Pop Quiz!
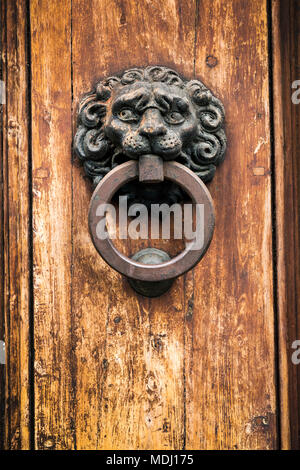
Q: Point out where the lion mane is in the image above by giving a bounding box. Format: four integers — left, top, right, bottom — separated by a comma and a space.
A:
74, 66, 226, 190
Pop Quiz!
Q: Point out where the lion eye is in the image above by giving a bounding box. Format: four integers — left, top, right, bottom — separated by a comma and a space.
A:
117, 108, 138, 122
164, 111, 185, 124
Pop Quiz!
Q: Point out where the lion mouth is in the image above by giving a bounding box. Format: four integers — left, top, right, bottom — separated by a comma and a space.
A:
151, 139, 182, 159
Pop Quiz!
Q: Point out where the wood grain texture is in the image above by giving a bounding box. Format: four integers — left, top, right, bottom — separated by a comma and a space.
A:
0, 0, 31, 450
0, 0, 4, 449
70, 0, 277, 449
272, 0, 300, 450
185, 0, 277, 449
71, 0, 196, 450
1, 0, 285, 449
30, 0, 74, 450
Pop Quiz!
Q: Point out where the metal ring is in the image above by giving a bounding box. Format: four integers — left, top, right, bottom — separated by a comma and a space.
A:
88, 160, 215, 282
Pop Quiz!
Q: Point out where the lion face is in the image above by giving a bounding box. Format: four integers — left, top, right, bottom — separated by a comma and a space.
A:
74, 66, 226, 202
103, 81, 198, 160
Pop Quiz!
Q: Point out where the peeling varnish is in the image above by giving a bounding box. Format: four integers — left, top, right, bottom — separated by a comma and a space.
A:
254, 137, 268, 155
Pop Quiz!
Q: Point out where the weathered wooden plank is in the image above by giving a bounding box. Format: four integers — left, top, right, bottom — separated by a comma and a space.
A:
25, 0, 280, 450
272, 0, 300, 450
1, 0, 31, 450
71, 0, 196, 449
0, 0, 5, 449
184, 0, 277, 449
30, 0, 74, 449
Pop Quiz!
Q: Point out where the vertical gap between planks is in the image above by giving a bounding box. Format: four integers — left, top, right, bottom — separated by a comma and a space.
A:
290, 1, 299, 449
267, 0, 281, 450
70, 0, 77, 450
0, 0, 6, 450
26, 0, 35, 450
193, 0, 200, 77
284, 0, 299, 449
3, 0, 11, 448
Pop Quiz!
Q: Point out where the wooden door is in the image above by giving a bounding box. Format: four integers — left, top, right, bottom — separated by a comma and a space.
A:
1, 0, 299, 450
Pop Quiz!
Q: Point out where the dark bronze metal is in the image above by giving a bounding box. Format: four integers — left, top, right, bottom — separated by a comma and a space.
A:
75, 66, 225, 296
74, 65, 226, 205
128, 249, 174, 297
88, 158, 214, 286
139, 155, 164, 183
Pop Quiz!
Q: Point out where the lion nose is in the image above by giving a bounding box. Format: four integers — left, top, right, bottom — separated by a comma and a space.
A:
140, 124, 167, 137
139, 109, 167, 137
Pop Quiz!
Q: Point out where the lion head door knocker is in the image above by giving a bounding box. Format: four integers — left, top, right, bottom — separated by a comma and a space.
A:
74, 66, 226, 297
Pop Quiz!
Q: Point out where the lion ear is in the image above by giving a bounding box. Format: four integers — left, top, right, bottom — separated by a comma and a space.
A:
96, 76, 121, 98
96, 83, 111, 100
78, 95, 107, 128
186, 80, 212, 105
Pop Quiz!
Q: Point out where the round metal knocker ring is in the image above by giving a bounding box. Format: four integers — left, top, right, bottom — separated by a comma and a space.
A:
88, 160, 215, 283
